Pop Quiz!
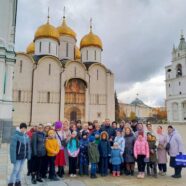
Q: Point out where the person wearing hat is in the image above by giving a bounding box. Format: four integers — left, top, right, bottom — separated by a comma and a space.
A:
54, 121, 66, 178
124, 127, 136, 176
88, 136, 100, 178
110, 142, 124, 177
79, 130, 89, 176
45, 130, 60, 181
8, 123, 31, 186
67, 131, 80, 177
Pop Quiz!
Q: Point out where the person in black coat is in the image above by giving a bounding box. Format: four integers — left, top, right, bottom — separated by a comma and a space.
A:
101, 119, 116, 146
31, 124, 46, 184
98, 131, 111, 176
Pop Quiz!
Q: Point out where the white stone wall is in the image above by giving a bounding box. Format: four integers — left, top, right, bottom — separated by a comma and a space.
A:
12, 56, 115, 125
35, 38, 59, 57
31, 57, 62, 124
12, 54, 34, 125
58, 36, 76, 60
81, 46, 102, 63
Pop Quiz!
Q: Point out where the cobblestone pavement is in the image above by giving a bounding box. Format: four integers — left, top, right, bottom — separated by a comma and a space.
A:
0, 124, 186, 186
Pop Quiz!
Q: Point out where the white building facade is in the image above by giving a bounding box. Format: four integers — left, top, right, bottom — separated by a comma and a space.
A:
13, 15, 115, 126
0, 0, 18, 123
165, 34, 186, 123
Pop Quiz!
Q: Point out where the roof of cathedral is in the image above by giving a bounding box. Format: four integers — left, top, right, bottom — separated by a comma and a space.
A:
75, 46, 81, 60
57, 16, 76, 40
26, 42, 35, 54
34, 19, 60, 42
83, 62, 97, 69
80, 23, 102, 50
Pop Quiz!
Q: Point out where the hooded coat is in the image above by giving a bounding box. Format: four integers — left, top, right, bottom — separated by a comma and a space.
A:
98, 131, 111, 157
10, 129, 31, 164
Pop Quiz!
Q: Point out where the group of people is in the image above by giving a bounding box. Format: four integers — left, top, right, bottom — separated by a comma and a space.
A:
8, 119, 185, 186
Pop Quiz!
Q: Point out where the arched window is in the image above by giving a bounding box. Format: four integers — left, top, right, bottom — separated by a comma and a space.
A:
94, 50, 96, 60
176, 64, 182, 77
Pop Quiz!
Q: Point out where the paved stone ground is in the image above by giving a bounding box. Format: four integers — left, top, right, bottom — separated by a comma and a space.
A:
0, 124, 186, 186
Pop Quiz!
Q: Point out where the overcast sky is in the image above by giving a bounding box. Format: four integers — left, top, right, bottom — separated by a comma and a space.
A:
15, 0, 186, 107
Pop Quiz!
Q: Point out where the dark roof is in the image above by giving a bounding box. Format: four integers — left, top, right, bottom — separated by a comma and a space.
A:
83, 62, 97, 70
130, 98, 150, 108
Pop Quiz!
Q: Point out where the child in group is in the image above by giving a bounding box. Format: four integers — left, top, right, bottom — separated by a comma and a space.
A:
67, 131, 80, 177
45, 130, 60, 181
147, 133, 158, 178
98, 131, 111, 176
79, 131, 89, 176
88, 136, 100, 178
54, 121, 66, 178
134, 132, 149, 179
110, 142, 124, 177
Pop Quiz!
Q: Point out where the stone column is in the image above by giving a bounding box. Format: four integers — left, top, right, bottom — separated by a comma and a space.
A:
178, 101, 183, 122
85, 88, 89, 122
4, 62, 14, 101
0, 61, 5, 100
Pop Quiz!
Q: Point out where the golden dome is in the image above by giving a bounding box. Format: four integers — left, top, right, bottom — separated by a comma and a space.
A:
26, 42, 35, 54
34, 21, 60, 42
57, 17, 76, 40
80, 29, 103, 50
75, 46, 81, 60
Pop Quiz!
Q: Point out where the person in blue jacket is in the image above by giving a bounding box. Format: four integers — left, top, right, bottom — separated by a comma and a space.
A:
8, 123, 31, 186
79, 130, 89, 175
110, 142, 124, 177
98, 131, 111, 176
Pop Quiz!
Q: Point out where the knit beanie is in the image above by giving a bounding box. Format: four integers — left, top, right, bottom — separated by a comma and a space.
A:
89, 135, 95, 142
55, 121, 62, 130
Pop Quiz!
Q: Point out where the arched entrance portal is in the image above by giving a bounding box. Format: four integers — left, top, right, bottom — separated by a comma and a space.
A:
64, 78, 86, 122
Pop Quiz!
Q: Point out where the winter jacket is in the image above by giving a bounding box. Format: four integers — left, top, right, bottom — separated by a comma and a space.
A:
166, 130, 185, 157
110, 148, 123, 165
45, 138, 60, 157
134, 137, 149, 158
101, 125, 116, 140
67, 138, 80, 157
31, 131, 46, 157
79, 138, 89, 164
114, 136, 125, 154
124, 133, 136, 163
99, 139, 111, 158
148, 140, 157, 162
10, 129, 31, 164
88, 142, 100, 163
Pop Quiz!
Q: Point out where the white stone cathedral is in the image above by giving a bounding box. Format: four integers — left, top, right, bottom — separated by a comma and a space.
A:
165, 33, 186, 124
13, 13, 115, 125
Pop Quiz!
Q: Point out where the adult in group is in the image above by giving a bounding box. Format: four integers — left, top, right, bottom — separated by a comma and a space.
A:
167, 125, 184, 178
8, 123, 31, 186
124, 127, 136, 176
31, 124, 46, 184
101, 118, 116, 146
145, 122, 156, 136
156, 126, 167, 176
135, 123, 145, 138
